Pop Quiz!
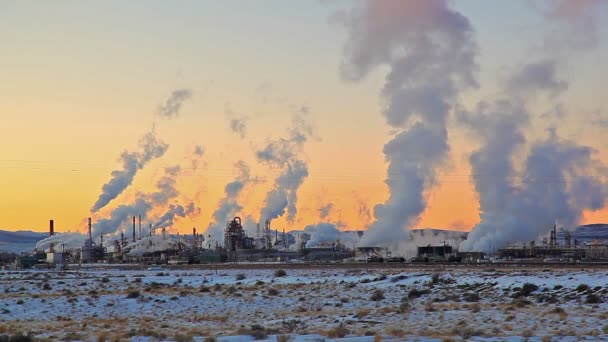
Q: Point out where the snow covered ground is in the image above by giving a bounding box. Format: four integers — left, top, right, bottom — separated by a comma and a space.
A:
1, 266, 608, 341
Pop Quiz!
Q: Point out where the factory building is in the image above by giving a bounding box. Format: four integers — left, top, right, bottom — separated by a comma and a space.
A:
499, 224, 608, 261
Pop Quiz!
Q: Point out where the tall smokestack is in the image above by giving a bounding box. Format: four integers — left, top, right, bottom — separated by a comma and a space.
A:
193, 227, 196, 237
88, 217, 92, 240
138, 214, 142, 240
132, 216, 136, 243
150, 223, 152, 236
49, 220, 55, 253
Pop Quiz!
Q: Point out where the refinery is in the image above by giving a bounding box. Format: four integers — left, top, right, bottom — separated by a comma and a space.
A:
6, 216, 608, 271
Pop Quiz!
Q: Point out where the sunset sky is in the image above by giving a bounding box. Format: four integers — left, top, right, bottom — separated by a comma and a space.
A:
1, 0, 607, 236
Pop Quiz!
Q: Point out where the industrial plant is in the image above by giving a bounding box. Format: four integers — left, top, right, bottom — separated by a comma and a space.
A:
4, 214, 608, 271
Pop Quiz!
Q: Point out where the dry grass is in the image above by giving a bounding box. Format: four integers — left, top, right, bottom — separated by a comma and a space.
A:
385, 327, 406, 337
355, 308, 371, 318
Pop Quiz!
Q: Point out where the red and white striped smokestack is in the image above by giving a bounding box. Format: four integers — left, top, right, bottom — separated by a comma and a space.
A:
132, 216, 136, 243
88, 217, 92, 240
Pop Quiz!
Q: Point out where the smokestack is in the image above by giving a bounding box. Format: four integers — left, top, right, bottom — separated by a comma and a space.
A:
132, 216, 136, 243
88, 217, 92, 240
49, 219, 54, 253
553, 224, 557, 247
193, 227, 196, 237
150, 223, 152, 236
138, 214, 142, 240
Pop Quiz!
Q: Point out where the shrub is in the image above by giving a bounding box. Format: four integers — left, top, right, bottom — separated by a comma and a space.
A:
586, 294, 603, 304
274, 269, 287, 277
463, 292, 480, 302
16, 299, 24, 305
282, 319, 307, 333
0, 333, 33, 342
370, 289, 385, 301
126, 290, 140, 299
520, 283, 539, 296
42, 283, 52, 291
101, 277, 110, 283
355, 308, 371, 318
277, 335, 291, 342
398, 301, 410, 313
268, 288, 280, 296
408, 288, 431, 299
327, 324, 349, 338
238, 324, 267, 340
576, 284, 590, 292
391, 275, 407, 283
236, 273, 246, 281
431, 273, 440, 284
199, 286, 210, 293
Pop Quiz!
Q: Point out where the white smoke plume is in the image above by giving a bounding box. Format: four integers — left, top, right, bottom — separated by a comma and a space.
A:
304, 223, 358, 248
230, 117, 248, 139
90, 129, 169, 213
258, 109, 312, 223
542, 0, 607, 51
225, 103, 248, 139
152, 202, 198, 231
461, 2, 608, 252
336, 0, 478, 248
93, 164, 184, 239
204, 161, 251, 245
318, 203, 334, 219
127, 235, 180, 257
35, 233, 87, 253
463, 132, 608, 252
157, 88, 193, 118
191, 145, 206, 171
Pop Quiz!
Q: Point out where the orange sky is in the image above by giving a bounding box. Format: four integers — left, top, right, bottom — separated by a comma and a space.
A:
0, 1, 607, 235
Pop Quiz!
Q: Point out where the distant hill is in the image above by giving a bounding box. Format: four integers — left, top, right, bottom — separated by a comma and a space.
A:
0, 230, 47, 253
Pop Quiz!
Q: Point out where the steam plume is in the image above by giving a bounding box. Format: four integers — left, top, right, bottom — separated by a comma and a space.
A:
304, 223, 358, 248
336, 0, 477, 247
319, 203, 334, 219
157, 88, 192, 118
91, 129, 168, 212
152, 202, 198, 231
461, 2, 608, 252
258, 110, 312, 223
204, 161, 251, 244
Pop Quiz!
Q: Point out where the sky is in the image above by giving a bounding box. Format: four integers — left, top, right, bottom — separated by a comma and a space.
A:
0, 0, 607, 238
